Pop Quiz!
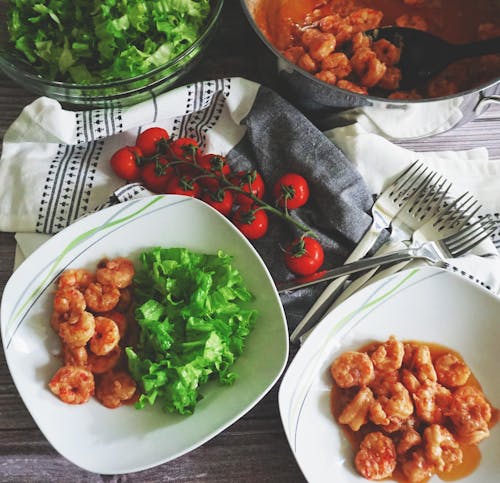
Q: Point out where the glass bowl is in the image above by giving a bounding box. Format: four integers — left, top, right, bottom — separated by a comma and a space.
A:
0, 0, 224, 107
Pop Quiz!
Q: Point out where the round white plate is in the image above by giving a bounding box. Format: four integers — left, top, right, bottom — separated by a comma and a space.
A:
1, 194, 289, 474
279, 267, 500, 483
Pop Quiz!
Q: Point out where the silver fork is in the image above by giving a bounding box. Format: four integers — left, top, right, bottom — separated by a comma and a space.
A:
329, 189, 481, 309
289, 161, 433, 343
278, 216, 496, 292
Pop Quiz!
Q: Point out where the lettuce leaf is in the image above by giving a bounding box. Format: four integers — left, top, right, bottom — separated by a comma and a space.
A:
7, 0, 211, 83
127, 247, 258, 415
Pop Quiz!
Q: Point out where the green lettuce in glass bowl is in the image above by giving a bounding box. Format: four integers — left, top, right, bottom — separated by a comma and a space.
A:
0, 0, 224, 107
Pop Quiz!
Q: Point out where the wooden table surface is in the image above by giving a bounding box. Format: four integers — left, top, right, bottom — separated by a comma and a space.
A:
1, 3, 499, 482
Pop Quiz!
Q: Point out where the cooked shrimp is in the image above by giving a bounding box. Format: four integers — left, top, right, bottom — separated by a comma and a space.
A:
337, 79, 368, 94
298, 53, 318, 73
427, 78, 459, 98
352, 32, 371, 51
397, 426, 422, 455
371, 336, 404, 372
395, 14, 428, 31
373, 39, 401, 66
378, 66, 402, 91
319, 14, 342, 33
58, 311, 96, 348
330, 351, 375, 388
379, 382, 414, 420
321, 52, 352, 79
302, 29, 336, 62
88, 346, 122, 374
48, 365, 95, 404
283, 46, 306, 64
410, 345, 437, 383
96, 257, 135, 289
447, 385, 492, 444
101, 310, 127, 338
351, 48, 387, 87
424, 424, 463, 472
84, 282, 120, 313
315, 70, 337, 84
354, 432, 397, 480
435, 353, 471, 387
413, 381, 451, 424
369, 382, 413, 431
95, 370, 137, 409
89, 316, 120, 356
53, 287, 86, 316
401, 448, 436, 483
349, 8, 384, 33
401, 368, 421, 394
339, 387, 374, 431
62, 344, 88, 367
370, 369, 399, 396
58, 269, 94, 290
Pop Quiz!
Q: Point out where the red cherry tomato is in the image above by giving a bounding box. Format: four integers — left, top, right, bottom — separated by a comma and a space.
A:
202, 189, 234, 216
141, 157, 174, 193
273, 173, 310, 209
232, 170, 265, 207
198, 154, 231, 191
284, 237, 324, 276
170, 137, 200, 161
110, 146, 143, 182
165, 175, 201, 198
136, 127, 170, 157
232, 206, 268, 240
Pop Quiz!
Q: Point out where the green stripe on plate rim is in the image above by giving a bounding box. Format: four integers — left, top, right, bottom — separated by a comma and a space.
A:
4, 196, 163, 343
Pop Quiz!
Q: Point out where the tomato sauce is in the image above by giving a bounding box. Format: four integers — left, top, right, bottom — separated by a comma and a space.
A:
329, 340, 499, 483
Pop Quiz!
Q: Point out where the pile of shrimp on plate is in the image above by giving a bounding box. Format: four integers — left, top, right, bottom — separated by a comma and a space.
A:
48, 258, 139, 409
330, 336, 497, 482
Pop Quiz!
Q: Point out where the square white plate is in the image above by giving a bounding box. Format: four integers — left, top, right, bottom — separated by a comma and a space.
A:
279, 267, 500, 483
1, 194, 289, 474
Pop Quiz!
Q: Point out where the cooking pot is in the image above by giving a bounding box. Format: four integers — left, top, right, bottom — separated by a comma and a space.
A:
241, 0, 500, 140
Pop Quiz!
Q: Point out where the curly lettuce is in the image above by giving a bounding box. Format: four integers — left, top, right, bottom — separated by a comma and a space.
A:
7, 0, 211, 83
126, 247, 258, 415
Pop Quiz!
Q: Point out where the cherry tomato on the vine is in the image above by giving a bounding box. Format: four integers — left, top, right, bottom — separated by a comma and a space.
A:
110, 146, 143, 181
231, 170, 265, 207
202, 189, 234, 216
165, 175, 201, 198
198, 154, 231, 191
232, 206, 268, 240
170, 137, 200, 161
141, 157, 174, 193
284, 237, 324, 276
136, 127, 170, 157
273, 173, 310, 209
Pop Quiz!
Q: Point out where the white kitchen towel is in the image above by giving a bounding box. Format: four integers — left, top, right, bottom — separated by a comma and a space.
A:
0, 78, 259, 233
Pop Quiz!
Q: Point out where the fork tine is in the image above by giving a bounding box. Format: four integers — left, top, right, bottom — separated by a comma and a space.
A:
390, 163, 429, 202
445, 218, 496, 257
432, 192, 471, 230
398, 169, 436, 206
389, 161, 424, 191
409, 176, 451, 221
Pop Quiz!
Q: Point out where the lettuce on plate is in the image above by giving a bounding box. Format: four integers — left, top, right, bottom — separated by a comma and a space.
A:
7, 0, 211, 83
126, 247, 258, 415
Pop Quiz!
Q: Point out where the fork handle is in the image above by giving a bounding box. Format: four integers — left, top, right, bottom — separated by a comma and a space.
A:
277, 248, 415, 292
289, 224, 381, 343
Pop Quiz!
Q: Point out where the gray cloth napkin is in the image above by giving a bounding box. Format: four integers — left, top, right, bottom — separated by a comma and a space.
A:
0, 78, 374, 331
